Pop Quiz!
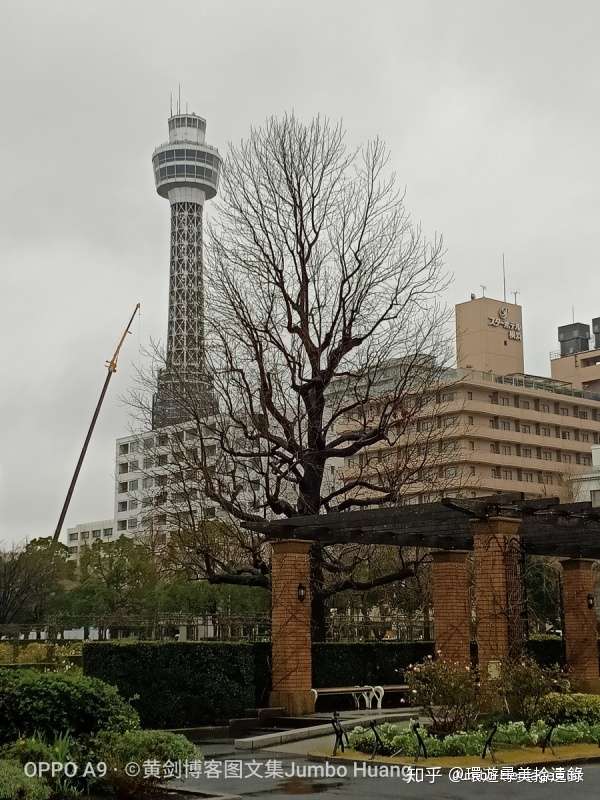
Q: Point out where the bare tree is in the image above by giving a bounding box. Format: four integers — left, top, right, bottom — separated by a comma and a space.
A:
130, 114, 455, 635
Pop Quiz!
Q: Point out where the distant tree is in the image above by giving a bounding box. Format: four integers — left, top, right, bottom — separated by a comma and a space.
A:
0, 538, 73, 625
130, 114, 452, 636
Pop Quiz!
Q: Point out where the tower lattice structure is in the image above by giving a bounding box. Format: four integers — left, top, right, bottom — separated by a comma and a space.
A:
151, 110, 222, 427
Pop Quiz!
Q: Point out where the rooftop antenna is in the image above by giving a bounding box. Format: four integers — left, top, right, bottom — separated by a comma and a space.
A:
480, 284, 487, 298
502, 253, 507, 302
170, 91, 173, 117
512, 289, 520, 304
178, 83, 181, 114
572, 305, 575, 324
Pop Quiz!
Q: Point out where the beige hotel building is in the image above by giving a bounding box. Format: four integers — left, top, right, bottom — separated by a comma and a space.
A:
344, 295, 600, 502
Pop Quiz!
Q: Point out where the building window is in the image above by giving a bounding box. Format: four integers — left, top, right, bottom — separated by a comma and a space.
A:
205, 507, 216, 519
560, 408, 569, 416
80, 531, 89, 540
143, 457, 154, 469
158, 434, 169, 447
142, 498, 152, 508
521, 424, 531, 434
205, 445, 217, 458
561, 431, 571, 440
541, 404, 550, 413
523, 472, 534, 482
579, 411, 588, 420
68, 532, 79, 542
521, 400, 530, 409
501, 420, 511, 431
127, 518, 138, 529
128, 500, 138, 510
502, 469, 513, 481
142, 477, 154, 489
441, 392, 455, 402
522, 447, 532, 458
582, 433, 590, 442
467, 392, 473, 400
542, 450, 552, 460
118, 501, 127, 512
155, 514, 167, 526
541, 427, 551, 437
158, 454, 168, 466
129, 460, 139, 471
119, 463, 128, 474
117, 520, 127, 531
501, 397, 510, 406
143, 437, 154, 450
562, 454, 572, 463
128, 480, 138, 491
119, 482, 128, 493
92, 530, 101, 539
502, 445, 512, 456
68, 546, 78, 554
103, 528, 112, 537
119, 443, 129, 455
470, 466, 476, 476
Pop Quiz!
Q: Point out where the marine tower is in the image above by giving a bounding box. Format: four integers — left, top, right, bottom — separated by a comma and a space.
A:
151, 109, 222, 427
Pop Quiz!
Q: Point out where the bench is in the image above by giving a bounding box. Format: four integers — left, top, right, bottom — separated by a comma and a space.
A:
311, 685, 378, 710
372, 684, 410, 709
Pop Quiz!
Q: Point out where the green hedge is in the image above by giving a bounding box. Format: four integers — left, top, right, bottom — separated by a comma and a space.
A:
313, 642, 434, 686
83, 641, 271, 727
82, 638, 580, 727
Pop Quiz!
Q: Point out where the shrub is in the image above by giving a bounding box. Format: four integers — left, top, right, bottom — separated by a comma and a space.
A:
83, 641, 271, 727
496, 657, 568, 727
406, 657, 483, 735
0, 760, 50, 800
539, 693, 600, 725
3, 733, 86, 800
92, 730, 198, 798
0, 668, 139, 745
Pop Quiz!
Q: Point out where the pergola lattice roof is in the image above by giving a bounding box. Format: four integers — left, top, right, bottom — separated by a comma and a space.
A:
243, 494, 600, 559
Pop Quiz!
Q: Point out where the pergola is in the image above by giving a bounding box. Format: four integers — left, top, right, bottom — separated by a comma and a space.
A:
244, 493, 600, 715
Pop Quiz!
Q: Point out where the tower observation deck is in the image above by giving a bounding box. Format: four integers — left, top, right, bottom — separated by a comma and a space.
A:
151, 111, 222, 427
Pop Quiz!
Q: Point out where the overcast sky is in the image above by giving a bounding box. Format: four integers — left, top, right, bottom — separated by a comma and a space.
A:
1, 0, 599, 545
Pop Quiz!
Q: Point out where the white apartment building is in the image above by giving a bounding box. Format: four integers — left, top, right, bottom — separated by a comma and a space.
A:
64, 519, 116, 561
571, 445, 600, 506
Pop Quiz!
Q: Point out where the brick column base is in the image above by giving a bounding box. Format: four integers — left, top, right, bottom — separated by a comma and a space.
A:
431, 551, 471, 665
562, 559, 599, 691
270, 540, 315, 715
473, 517, 524, 678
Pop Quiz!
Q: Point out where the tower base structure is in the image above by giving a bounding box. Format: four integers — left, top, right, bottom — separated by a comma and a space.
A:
152, 368, 217, 429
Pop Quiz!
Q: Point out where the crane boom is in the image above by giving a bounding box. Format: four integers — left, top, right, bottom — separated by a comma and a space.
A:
51, 303, 140, 549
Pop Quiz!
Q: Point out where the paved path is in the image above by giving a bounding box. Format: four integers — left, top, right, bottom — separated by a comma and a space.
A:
176, 741, 600, 799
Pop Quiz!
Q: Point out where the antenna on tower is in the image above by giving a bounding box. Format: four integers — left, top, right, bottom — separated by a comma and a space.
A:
178, 83, 181, 114
480, 284, 487, 297
502, 253, 507, 302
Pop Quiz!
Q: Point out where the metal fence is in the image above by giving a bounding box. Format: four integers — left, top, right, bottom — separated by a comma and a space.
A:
0, 613, 431, 644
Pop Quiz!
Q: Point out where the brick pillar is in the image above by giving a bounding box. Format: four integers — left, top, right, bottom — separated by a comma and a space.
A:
562, 559, 599, 690
431, 551, 471, 665
473, 517, 524, 678
270, 540, 315, 715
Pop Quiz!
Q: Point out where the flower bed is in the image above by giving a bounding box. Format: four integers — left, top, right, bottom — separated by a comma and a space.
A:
348, 719, 600, 758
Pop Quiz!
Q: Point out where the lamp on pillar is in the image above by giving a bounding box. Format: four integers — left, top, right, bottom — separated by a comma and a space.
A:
587, 593, 595, 610
297, 583, 307, 602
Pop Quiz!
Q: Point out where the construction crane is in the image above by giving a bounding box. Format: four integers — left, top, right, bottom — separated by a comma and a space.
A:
51, 303, 141, 550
